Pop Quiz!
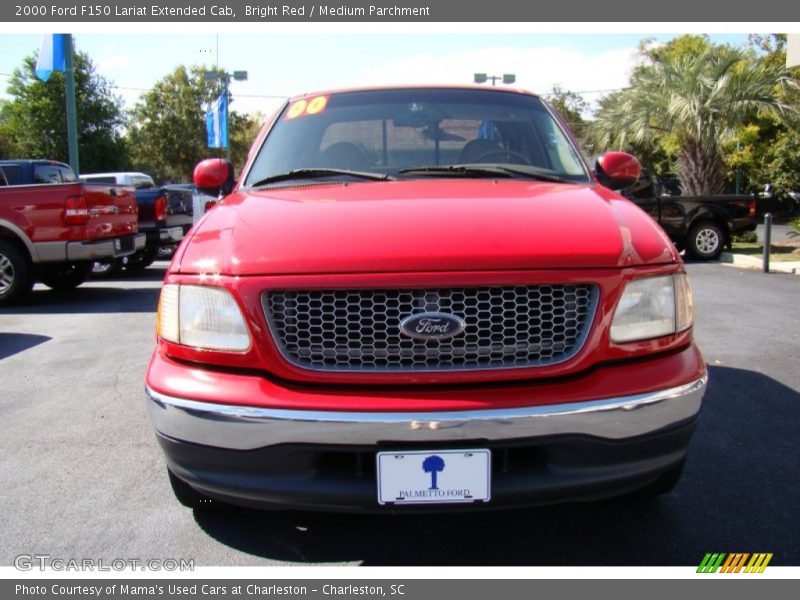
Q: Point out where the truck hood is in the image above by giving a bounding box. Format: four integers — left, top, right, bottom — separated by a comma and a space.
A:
176, 180, 677, 275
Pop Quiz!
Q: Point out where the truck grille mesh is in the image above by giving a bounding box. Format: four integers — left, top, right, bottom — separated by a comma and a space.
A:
263, 286, 598, 372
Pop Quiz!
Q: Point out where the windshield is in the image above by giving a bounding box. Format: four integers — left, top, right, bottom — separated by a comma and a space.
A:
243, 88, 591, 187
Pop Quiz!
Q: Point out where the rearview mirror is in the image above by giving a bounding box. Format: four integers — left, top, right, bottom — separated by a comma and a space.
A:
193, 158, 235, 198
595, 152, 640, 190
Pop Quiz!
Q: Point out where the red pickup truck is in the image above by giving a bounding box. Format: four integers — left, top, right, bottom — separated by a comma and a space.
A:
0, 159, 144, 306
147, 86, 707, 511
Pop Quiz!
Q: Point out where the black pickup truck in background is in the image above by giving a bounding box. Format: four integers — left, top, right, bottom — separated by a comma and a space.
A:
757, 184, 800, 219
622, 170, 757, 260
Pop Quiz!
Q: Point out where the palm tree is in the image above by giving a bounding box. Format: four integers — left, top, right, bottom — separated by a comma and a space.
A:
594, 44, 797, 196
422, 455, 445, 490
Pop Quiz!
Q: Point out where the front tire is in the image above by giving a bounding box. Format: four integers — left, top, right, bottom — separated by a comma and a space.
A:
39, 262, 92, 291
687, 221, 725, 260
0, 240, 34, 307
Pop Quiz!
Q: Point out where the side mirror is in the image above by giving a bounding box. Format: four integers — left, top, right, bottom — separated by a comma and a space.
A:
193, 158, 235, 198
595, 151, 640, 191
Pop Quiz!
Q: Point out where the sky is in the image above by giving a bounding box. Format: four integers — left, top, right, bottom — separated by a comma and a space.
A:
0, 32, 752, 119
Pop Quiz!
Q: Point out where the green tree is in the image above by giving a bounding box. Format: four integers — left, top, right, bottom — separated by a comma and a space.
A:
0, 100, 14, 158
593, 37, 796, 195
590, 90, 672, 175
547, 85, 592, 152
127, 66, 259, 183
0, 51, 129, 173
725, 35, 800, 194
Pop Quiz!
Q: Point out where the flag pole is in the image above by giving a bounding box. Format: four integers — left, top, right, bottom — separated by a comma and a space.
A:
63, 34, 79, 175
224, 76, 230, 161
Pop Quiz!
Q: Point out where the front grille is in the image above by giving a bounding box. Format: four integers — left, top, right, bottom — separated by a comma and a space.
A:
263, 286, 598, 372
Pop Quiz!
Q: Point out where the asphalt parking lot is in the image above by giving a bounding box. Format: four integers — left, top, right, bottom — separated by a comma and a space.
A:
1, 261, 798, 567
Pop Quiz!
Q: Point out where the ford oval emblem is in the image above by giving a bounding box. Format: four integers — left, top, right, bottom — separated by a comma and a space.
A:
399, 312, 466, 341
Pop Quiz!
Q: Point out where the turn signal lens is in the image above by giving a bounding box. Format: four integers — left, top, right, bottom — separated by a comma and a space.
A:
156, 284, 180, 343
674, 273, 694, 333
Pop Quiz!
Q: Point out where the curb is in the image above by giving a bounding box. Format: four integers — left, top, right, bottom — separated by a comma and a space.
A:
720, 252, 800, 275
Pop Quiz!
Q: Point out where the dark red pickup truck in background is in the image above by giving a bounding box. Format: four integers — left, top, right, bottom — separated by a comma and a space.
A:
0, 159, 145, 306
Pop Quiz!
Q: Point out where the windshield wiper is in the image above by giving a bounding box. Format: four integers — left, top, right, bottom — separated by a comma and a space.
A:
398, 164, 567, 183
398, 165, 513, 178
249, 168, 394, 188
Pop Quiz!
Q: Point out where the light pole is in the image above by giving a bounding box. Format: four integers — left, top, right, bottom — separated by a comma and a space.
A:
203, 69, 248, 160
735, 142, 742, 194
474, 73, 516, 86
63, 35, 79, 175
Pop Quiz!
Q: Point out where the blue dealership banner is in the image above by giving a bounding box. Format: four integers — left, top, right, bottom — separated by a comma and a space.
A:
206, 91, 229, 149
33, 34, 66, 82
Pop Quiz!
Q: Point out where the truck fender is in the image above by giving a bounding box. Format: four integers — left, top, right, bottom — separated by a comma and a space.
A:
685, 207, 730, 238
0, 219, 37, 263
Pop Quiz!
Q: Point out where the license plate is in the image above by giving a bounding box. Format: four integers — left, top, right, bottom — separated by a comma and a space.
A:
114, 238, 121, 251
377, 449, 491, 505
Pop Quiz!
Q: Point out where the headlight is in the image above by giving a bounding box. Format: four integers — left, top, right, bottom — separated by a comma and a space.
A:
157, 284, 251, 351
610, 274, 693, 343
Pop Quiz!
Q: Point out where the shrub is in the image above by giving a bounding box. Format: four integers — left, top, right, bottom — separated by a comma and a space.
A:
732, 230, 758, 244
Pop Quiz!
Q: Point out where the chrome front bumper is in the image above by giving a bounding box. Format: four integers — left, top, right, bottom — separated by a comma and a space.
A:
146, 373, 707, 451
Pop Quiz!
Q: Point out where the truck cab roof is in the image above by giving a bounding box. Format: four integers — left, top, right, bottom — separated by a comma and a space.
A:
80, 172, 156, 189
0, 160, 76, 185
